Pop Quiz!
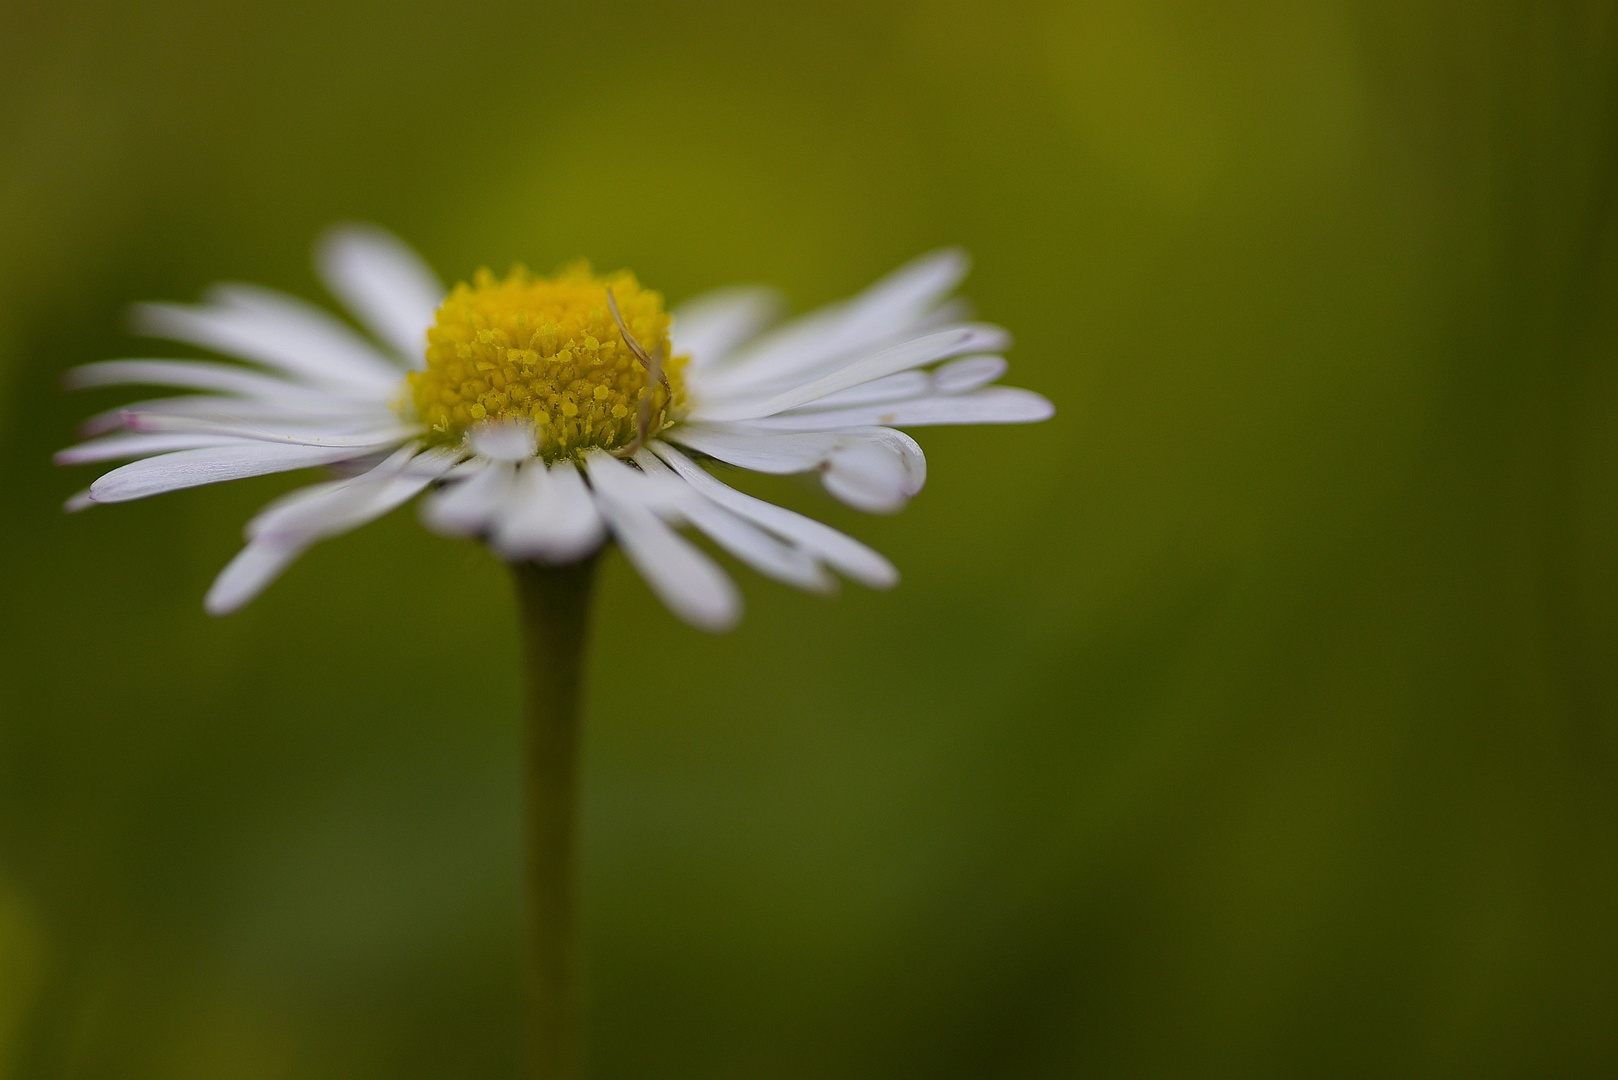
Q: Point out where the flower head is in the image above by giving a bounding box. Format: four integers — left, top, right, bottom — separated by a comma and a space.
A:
412, 264, 685, 455
59, 226, 1053, 630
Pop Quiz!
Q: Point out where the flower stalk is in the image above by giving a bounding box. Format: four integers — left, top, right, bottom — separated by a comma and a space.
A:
513, 556, 600, 1080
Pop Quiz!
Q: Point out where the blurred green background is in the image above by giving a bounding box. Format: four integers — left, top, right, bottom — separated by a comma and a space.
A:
3, 0, 1617, 1076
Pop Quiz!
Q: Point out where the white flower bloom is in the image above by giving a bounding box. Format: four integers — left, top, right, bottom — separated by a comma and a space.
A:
59, 226, 1053, 630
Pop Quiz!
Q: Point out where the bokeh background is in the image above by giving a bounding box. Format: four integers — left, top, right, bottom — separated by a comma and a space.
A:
3, 0, 1617, 1076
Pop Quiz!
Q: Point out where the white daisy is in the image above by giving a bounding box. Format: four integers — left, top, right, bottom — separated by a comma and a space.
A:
58, 226, 1053, 630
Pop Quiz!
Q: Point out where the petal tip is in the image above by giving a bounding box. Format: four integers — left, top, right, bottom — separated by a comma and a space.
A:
202, 579, 248, 616
689, 603, 744, 633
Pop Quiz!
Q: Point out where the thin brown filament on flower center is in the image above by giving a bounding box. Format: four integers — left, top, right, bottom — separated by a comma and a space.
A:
607, 288, 668, 458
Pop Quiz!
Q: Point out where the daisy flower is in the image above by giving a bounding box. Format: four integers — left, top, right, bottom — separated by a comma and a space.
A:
58, 226, 1052, 629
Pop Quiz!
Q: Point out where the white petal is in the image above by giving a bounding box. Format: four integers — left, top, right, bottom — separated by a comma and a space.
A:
119, 412, 419, 447
205, 540, 305, 615
783, 370, 933, 412
586, 470, 741, 631
467, 419, 538, 462
690, 324, 1009, 422
760, 355, 1006, 416
684, 499, 832, 592
489, 460, 607, 563
63, 489, 95, 513
80, 394, 395, 437
738, 386, 1055, 432
705, 249, 968, 390
823, 440, 917, 513
88, 443, 369, 503
244, 473, 383, 543
668, 424, 847, 472
56, 432, 249, 465
204, 447, 456, 615
813, 248, 969, 356
669, 422, 925, 496
246, 445, 453, 541
65, 359, 333, 400
933, 354, 1008, 394
419, 458, 514, 537
441, 457, 487, 481
132, 284, 403, 394
651, 441, 897, 588
671, 287, 783, 369
692, 301, 850, 385
913, 297, 975, 331
579, 448, 692, 513
316, 224, 444, 369
631, 450, 831, 592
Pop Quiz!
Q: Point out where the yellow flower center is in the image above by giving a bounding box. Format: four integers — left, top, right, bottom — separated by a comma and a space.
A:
409, 263, 687, 460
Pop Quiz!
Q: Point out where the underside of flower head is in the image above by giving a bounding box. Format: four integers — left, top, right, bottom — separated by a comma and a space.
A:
57, 225, 1054, 630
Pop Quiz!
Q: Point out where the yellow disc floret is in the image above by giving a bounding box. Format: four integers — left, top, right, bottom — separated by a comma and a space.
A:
410, 263, 687, 460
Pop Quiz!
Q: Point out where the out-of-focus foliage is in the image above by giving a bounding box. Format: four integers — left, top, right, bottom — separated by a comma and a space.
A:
2, 1, 1616, 1076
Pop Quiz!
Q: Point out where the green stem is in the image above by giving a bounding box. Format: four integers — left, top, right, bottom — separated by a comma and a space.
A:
512, 557, 599, 1080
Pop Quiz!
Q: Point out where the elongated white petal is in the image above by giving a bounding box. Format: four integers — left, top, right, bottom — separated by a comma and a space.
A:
540, 460, 610, 556
579, 448, 691, 513
81, 393, 395, 437
693, 301, 850, 383
317, 224, 443, 369
489, 460, 607, 563
441, 457, 487, 482
913, 297, 975, 333
64, 489, 95, 513
206, 447, 455, 615
265, 469, 445, 542
651, 441, 897, 588
632, 450, 831, 592
420, 458, 514, 536
585, 458, 740, 631
132, 285, 402, 394
467, 419, 538, 462
683, 424, 929, 515
211, 283, 410, 388
738, 386, 1054, 431
668, 424, 847, 472
56, 432, 250, 465
834, 428, 926, 505
65, 359, 332, 400
668, 422, 925, 493
88, 443, 368, 503
119, 413, 420, 448
690, 324, 1009, 422
783, 370, 933, 412
206, 541, 305, 615
705, 249, 968, 390
246, 445, 452, 541
244, 474, 384, 543
671, 287, 783, 369
823, 440, 916, 513
814, 248, 969, 357
681, 497, 832, 592
933, 354, 1008, 394
761, 355, 1008, 416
